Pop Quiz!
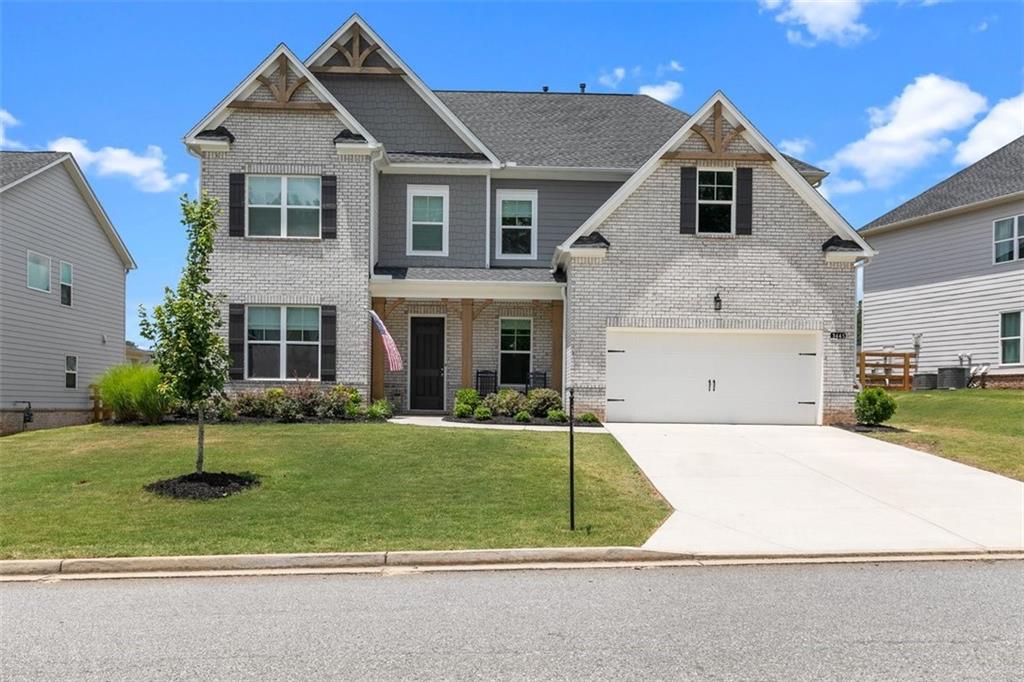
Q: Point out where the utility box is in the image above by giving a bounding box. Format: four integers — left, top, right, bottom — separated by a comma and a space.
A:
937, 366, 969, 390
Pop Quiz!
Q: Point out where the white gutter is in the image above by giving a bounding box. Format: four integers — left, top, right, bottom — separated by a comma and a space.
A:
485, 170, 491, 269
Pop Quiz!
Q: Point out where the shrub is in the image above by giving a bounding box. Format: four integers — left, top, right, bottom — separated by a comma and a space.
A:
214, 397, 238, 423
287, 383, 325, 417
854, 387, 897, 425
514, 410, 532, 423
577, 412, 600, 424
453, 402, 474, 419
231, 390, 264, 418
526, 388, 562, 418
473, 405, 493, 421
484, 389, 527, 417
333, 384, 363, 406
274, 396, 304, 423
454, 388, 481, 411
96, 364, 173, 424
366, 399, 393, 420
547, 409, 568, 423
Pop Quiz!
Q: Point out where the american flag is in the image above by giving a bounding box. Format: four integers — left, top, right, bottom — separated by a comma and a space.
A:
370, 310, 403, 371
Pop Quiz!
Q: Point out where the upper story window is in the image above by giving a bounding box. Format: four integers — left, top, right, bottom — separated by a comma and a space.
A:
406, 185, 449, 256
27, 251, 50, 292
697, 170, 734, 234
1001, 311, 1022, 365
60, 261, 73, 306
497, 189, 538, 259
246, 305, 320, 380
247, 176, 321, 238
993, 215, 1023, 264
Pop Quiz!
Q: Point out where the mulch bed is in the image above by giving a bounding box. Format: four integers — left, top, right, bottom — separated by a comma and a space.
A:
144, 472, 261, 500
835, 423, 908, 434
443, 416, 603, 428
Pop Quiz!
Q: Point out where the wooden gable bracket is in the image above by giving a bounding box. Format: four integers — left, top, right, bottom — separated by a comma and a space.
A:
311, 24, 405, 76
382, 298, 405, 321
229, 54, 333, 112
472, 299, 494, 321
662, 101, 772, 162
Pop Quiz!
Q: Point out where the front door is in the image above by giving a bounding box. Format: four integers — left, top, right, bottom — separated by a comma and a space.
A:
410, 317, 445, 410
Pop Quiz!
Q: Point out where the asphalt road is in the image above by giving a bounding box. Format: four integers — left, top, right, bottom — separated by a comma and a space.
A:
1, 561, 1021, 681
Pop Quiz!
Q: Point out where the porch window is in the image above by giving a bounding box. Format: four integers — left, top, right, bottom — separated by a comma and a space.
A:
406, 185, 449, 256
993, 215, 1023, 264
246, 305, 320, 379
497, 189, 537, 259
1001, 311, 1022, 365
697, 170, 734, 234
247, 175, 321, 238
499, 318, 532, 386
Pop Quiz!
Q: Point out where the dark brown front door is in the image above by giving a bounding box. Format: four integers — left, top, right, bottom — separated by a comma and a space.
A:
410, 317, 445, 410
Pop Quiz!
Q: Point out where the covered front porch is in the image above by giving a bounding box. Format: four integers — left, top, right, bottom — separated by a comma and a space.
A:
369, 268, 565, 412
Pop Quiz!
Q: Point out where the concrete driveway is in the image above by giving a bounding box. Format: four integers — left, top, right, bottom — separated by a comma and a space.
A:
605, 424, 1024, 556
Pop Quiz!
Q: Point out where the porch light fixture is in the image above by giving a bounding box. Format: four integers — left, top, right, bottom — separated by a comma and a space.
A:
713, 293, 722, 312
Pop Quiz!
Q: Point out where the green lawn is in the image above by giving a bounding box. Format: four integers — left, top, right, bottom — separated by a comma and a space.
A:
867, 389, 1024, 481
0, 423, 669, 560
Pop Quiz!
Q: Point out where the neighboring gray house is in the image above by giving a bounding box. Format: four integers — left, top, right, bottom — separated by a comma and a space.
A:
861, 136, 1024, 387
185, 15, 873, 424
0, 152, 136, 434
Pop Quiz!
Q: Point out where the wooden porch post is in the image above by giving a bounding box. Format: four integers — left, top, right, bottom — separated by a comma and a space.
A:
371, 297, 386, 400
461, 299, 473, 388
550, 300, 564, 392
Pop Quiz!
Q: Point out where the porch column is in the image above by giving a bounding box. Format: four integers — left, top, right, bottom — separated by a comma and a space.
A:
371, 297, 386, 400
461, 298, 473, 388
550, 300, 563, 392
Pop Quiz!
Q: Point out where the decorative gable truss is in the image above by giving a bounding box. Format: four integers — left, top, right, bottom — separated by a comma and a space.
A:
184, 44, 377, 154
553, 91, 876, 267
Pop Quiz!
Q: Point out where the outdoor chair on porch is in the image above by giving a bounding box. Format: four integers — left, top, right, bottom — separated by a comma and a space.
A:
475, 370, 497, 397
526, 371, 548, 392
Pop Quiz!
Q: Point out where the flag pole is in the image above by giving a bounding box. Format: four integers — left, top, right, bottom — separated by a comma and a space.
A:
569, 386, 575, 531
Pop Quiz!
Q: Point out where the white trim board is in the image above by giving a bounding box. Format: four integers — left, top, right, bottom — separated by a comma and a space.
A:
370, 277, 564, 301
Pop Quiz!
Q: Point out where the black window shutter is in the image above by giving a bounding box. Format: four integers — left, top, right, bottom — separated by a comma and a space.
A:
320, 305, 337, 382
227, 173, 242, 236
679, 167, 697, 234
736, 167, 753, 235
228, 304, 245, 379
321, 175, 337, 239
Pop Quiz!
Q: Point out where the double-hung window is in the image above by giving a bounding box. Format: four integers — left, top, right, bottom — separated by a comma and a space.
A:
697, 170, 734, 234
993, 215, 1023, 264
496, 189, 538, 259
247, 176, 321, 238
1001, 311, 1022, 365
65, 356, 78, 389
499, 318, 532, 386
60, 261, 73, 306
27, 251, 50, 292
406, 185, 448, 256
246, 306, 320, 379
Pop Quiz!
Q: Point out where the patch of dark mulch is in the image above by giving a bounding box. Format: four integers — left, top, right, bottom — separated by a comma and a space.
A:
443, 416, 603, 428
835, 423, 908, 434
144, 471, 261, 500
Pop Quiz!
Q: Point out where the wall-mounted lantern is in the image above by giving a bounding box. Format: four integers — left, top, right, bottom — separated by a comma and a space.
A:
713, 293, 722, 312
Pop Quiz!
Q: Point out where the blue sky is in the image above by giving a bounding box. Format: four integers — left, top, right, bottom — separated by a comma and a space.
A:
2, 1, 1022, 344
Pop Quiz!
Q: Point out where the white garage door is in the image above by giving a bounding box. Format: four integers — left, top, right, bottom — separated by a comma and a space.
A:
605, 329, 822, 425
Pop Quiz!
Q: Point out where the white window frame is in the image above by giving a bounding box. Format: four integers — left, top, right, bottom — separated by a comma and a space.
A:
244, 305, 321, 381
65, 355, 78, 389
495, 189, 539, 260
999, 310, 1023, 366
406, 185, 449, 257
498, 316, 533, 387
992, 215, 1023, 265
245, 175, 322, 239
696, 168, 736, 235
59, 261, 73, 307
26, 250, 51, 293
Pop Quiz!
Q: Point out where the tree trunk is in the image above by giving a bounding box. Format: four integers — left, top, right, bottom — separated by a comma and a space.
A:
196, 404, 205, 474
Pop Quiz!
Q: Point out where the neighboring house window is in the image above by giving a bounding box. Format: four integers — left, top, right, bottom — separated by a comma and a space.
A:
993, 215, 1023, 263
406, 185, 449, 256
60, 261, 73, 306
247, 176, 321, 238
1001, 311, 1022, 365
697, 170, 734, 234
496, 189, 538, 259
65, 356, 77, 389
246, 305, 320, 379
27, 251, 50, 292
499, 318, 532, 386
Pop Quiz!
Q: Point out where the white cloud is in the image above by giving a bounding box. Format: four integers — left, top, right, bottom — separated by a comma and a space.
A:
47, 137, 188, 192
827, 74, 987, 187
759, 0, 869, 47
657, 60, 684, 76
972, 19, 989, 32
638, 80, 682, 104
954, 93, 1024, 165
819, 177, 866, 199
598, 67, 626, 89
778, 137, 812, 156
0, 109, 25, 149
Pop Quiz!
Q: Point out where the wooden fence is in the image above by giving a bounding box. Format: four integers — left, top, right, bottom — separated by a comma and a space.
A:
90, 385, 112, 422
858, 351, 917, 391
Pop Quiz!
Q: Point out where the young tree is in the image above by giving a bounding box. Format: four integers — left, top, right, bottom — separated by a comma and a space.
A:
140, 193, 230, 474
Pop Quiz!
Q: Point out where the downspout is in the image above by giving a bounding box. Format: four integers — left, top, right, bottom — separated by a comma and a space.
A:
484, 170, 491, 269
369, 146, 385, 277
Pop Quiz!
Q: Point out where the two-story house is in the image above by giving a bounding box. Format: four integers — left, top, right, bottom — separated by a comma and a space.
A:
861, 136, 1024, 387
0, 151, 136, 434
185, 15, 873, 424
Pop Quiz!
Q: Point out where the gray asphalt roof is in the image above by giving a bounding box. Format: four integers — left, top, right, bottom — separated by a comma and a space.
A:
374, 266, 560, 283
863, 135, 1024, 230
387, 151, 490, 165
0, 151, 67, 188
